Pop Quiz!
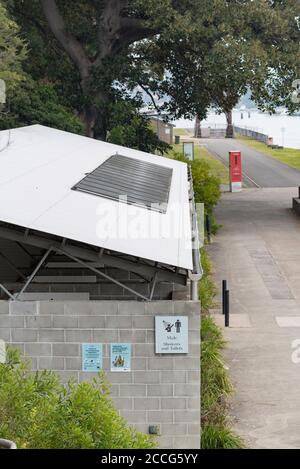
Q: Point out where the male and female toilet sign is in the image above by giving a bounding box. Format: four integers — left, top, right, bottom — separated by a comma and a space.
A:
155, 316, 188, 354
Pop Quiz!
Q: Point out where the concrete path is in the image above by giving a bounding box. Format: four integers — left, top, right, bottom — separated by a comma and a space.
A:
202, 138, 300, 188
208, 187, 300, 449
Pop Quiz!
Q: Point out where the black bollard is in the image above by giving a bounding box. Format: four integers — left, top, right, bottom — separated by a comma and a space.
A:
225, 290, 230, 327
222, 280, 227, 315
206, 214, 212, 243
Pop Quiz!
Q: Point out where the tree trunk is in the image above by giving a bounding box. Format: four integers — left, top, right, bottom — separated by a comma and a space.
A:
40, 0, 159, 141
80, 105, 99, 139
80, 76, 108, 140
225, 110, 234, 138
194, 115, 202, 138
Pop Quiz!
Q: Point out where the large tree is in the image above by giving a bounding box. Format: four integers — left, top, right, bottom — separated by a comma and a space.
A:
5, 0, 194, 139
5, 0, 300, 142
130, 0, 300, 135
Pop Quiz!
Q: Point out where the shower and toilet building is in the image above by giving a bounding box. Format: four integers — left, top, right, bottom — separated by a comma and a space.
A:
0, 125, 201, 448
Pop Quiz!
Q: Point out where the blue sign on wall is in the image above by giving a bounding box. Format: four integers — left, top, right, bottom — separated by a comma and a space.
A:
82, 343, 102, 372
110, 343, 131, 372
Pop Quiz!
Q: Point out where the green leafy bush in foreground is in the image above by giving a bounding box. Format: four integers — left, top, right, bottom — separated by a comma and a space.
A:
0, 348, 155, 449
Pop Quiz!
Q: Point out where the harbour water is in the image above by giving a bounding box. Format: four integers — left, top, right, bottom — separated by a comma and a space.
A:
174, 111, 300, 150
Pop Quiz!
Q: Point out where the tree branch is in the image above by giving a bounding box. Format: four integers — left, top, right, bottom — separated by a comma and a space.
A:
138, 83, 160, 113
118, 17, 159, 51
40, 0, 91, 80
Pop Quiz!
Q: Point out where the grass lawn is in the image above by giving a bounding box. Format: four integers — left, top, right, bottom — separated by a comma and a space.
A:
237, 135, 300, 171
170, 143, 229, 184
173, 128, 191, 136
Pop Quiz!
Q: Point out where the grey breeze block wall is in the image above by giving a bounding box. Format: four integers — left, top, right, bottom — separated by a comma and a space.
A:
0, 299, 200, 449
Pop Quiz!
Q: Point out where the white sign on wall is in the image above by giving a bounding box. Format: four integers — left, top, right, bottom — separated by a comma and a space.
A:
183, 142, 194, 161
155, 316, 188, 354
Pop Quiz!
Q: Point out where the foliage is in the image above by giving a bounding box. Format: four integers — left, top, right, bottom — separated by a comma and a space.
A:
201, 424, 244, 450
0, 79, 83, 132
132, 1, 300, 120
0, 348, 154, 449
191, 159, 221, 212
200, 250, 243, 448
4, 0, 198, 138
201, 315, 244, 449
199, 249, 217, 313
4, 0, 300, 143
0, 2, 27, 93
171, 152, 221, 213
107, 97, 169, 154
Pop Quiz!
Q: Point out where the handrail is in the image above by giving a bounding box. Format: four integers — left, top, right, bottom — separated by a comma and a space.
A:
0, 438, 17, 449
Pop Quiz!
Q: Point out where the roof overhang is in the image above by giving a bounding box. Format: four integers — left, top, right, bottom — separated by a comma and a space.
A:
0, 125, 193, 271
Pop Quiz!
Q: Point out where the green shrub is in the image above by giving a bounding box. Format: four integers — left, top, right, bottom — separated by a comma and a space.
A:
199, 249, 217, 312
170, 153, 221, 213
0, 348, 155, 449
201, 425, 244, 450
107, 98, 170, 154
0, 80, 84, 134
201, 316, 244, 449
191, 159, 221, 213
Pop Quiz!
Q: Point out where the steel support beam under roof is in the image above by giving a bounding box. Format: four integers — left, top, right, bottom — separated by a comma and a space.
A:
0, 224, 187, 286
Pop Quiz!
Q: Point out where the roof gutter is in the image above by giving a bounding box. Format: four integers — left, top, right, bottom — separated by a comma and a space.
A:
188, 166, 203, 301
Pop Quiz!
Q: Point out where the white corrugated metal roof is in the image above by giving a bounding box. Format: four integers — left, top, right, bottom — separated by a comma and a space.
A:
0, 125, 193, 269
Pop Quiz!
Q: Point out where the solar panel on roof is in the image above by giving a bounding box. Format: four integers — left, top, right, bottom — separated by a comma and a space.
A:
72, 154, 173, 213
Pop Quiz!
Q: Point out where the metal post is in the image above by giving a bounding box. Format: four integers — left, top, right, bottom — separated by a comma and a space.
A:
222, 280, 227, 315
298, 186, 300, 199
15, 248, 52, 300
225, 290, 230, 327
0, 283, 14, 300
56, 247, 150, 301
206, 214, 211, 243
149, 272, 158, 301
191, 280, 199, 301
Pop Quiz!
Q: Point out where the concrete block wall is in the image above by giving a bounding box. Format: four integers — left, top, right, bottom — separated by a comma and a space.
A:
0, 299, 200, 449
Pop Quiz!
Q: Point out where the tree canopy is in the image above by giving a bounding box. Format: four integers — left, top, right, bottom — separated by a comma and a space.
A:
1, 0, 300, 144
132, 0, 300, 129
0, 2, 26, 95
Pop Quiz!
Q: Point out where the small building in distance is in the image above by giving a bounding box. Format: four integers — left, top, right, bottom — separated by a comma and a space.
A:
141, 107, 175, 145
149, 116, 175, 145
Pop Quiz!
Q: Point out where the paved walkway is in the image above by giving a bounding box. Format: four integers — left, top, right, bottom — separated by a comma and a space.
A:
208, 187, 300, 449
202, 138, 300, 188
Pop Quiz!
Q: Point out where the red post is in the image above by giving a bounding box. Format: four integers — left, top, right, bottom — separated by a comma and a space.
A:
229, 151, 242, 192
